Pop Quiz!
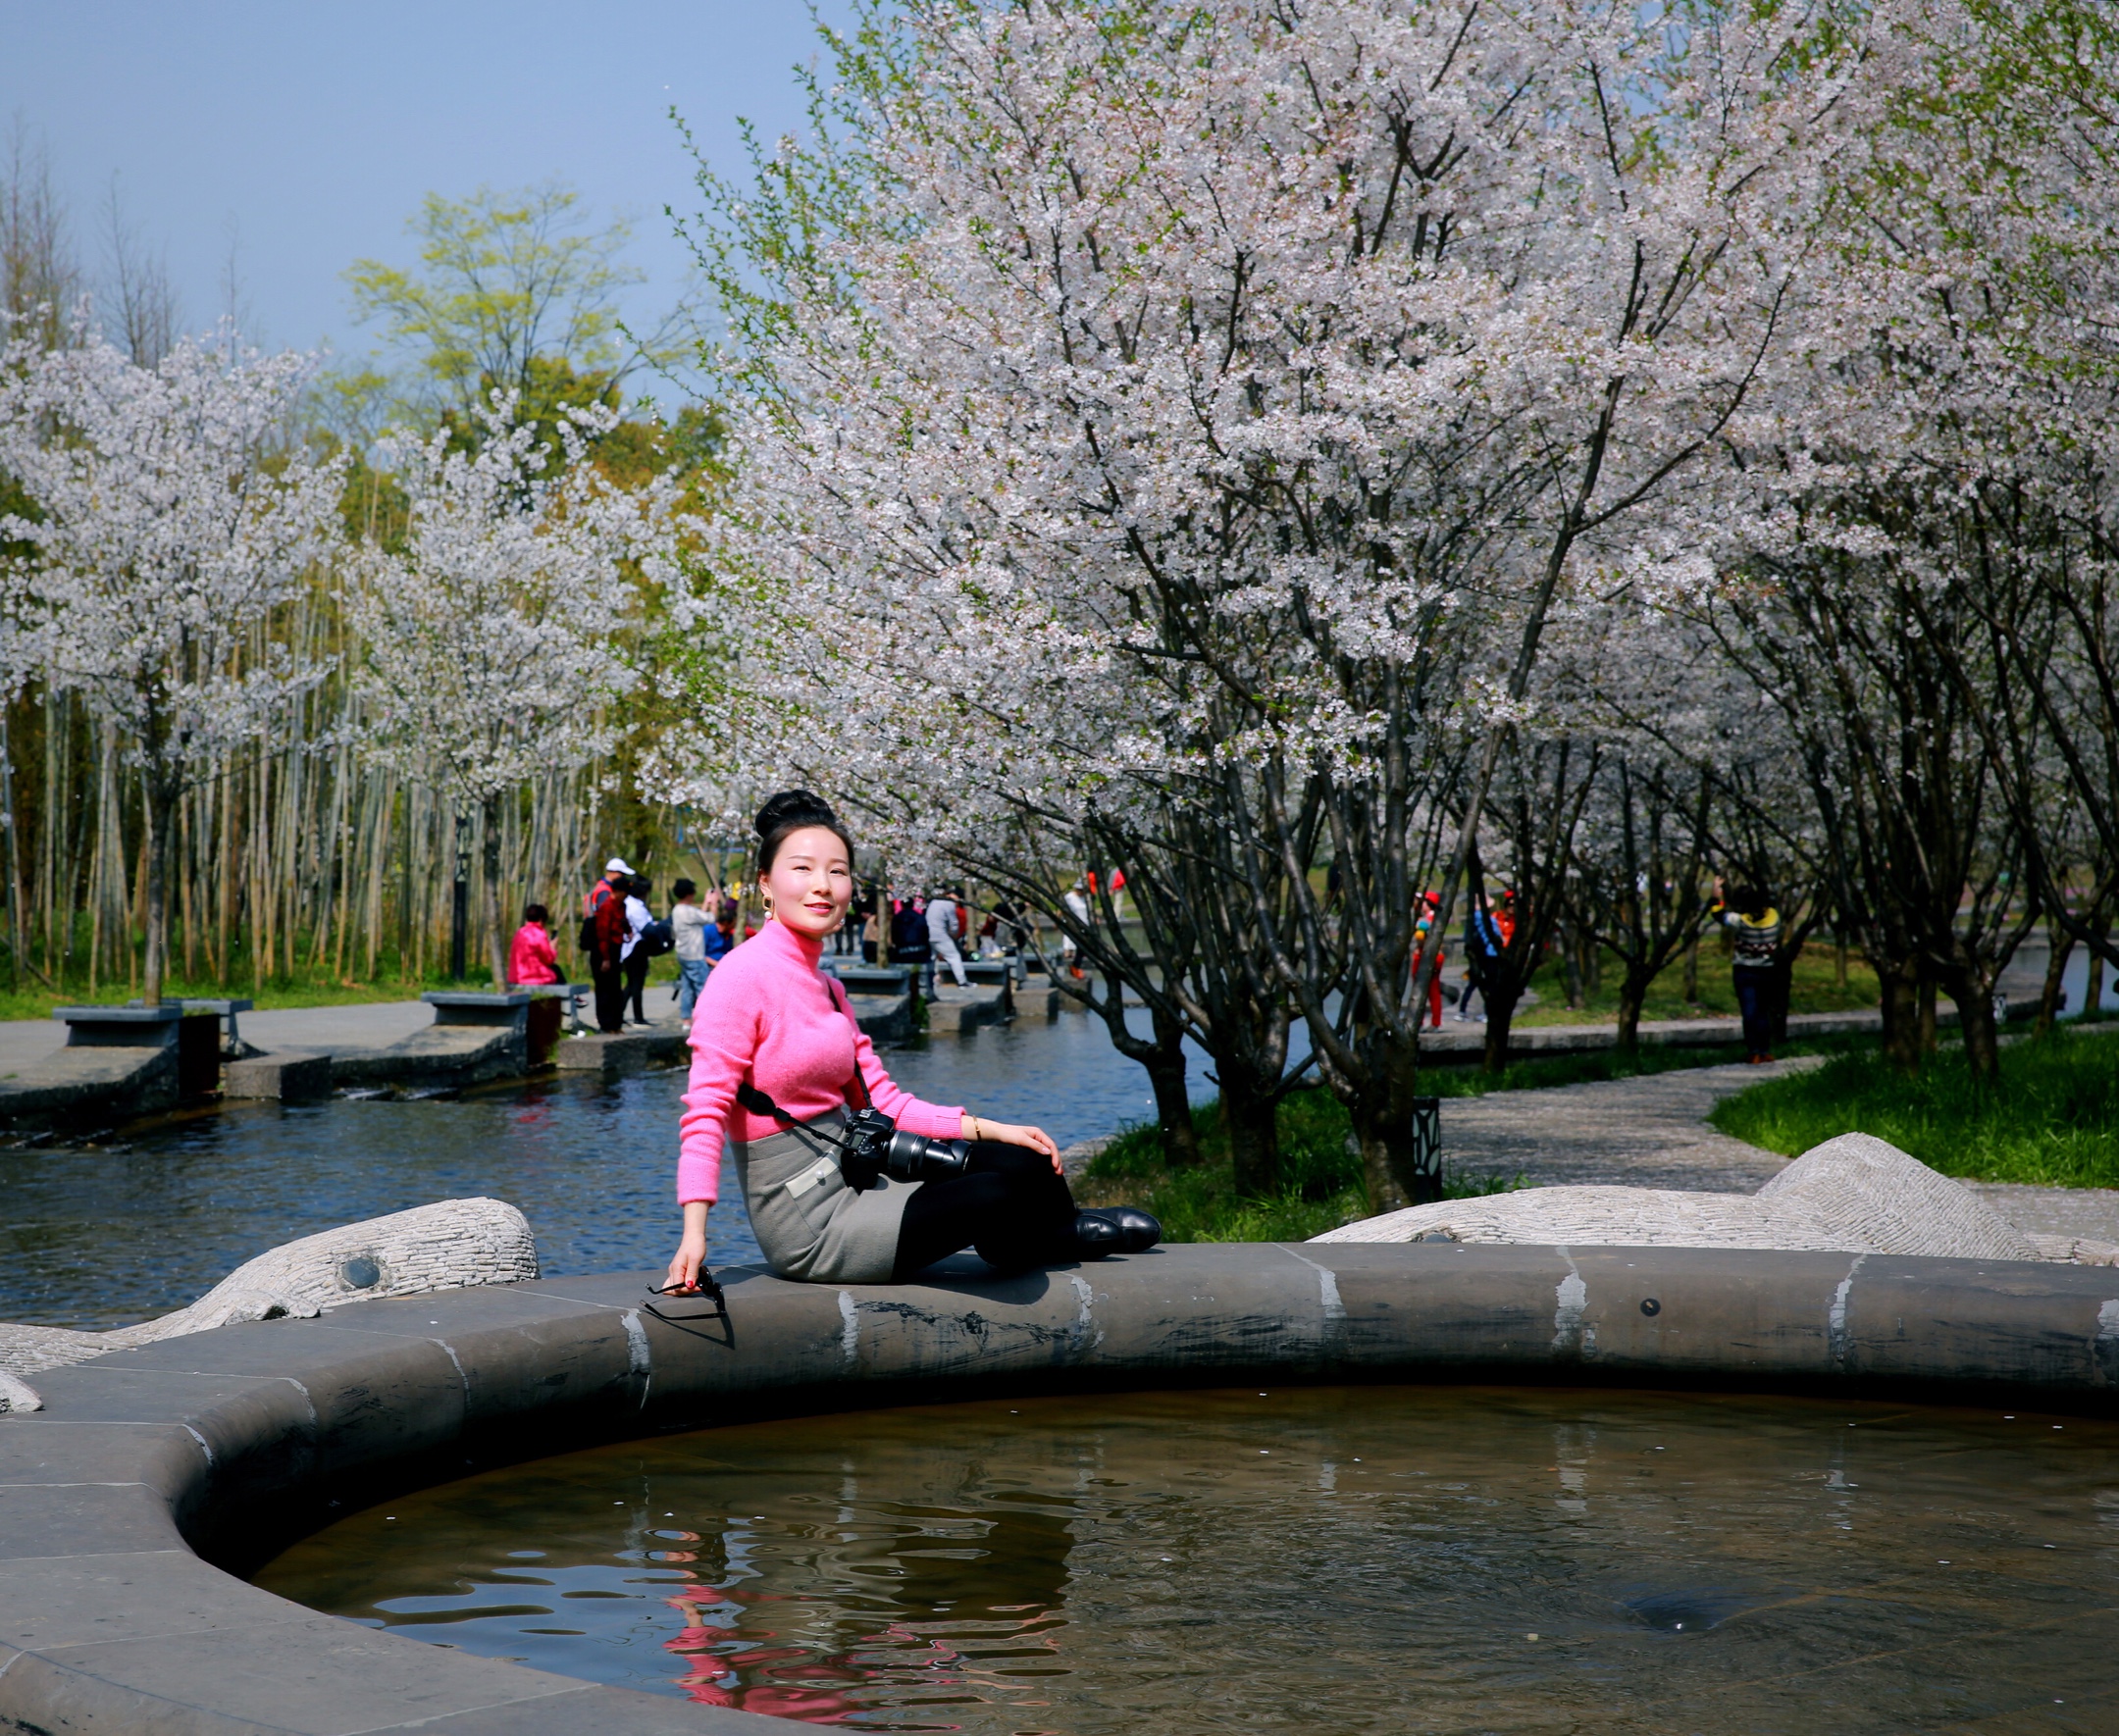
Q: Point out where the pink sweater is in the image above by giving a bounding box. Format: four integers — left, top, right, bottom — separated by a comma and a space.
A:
677, 916, 963, 1204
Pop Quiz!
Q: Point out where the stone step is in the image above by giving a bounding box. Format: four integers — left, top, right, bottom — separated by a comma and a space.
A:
552, 1025, 691, 1078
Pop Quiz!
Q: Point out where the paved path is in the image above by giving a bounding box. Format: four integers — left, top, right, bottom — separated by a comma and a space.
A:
1440, 1055, 2119, 1246
1440, 1059, 1817, 1194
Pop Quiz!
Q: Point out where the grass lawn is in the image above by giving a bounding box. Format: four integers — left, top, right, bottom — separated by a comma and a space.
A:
1075, 1086, 1504, 1243
1511, 939, 1877, 1027
1078, 1036, 1885, 1242
1709, 1027, 2119, 1188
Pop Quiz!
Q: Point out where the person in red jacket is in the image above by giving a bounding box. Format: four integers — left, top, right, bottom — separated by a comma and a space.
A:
587, 860, 635, 1033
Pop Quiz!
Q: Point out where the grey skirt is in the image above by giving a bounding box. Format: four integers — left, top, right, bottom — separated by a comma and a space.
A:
732, 1105, 915, 1284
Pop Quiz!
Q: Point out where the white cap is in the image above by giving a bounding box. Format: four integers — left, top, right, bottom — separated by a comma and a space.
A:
604, 857, 634, 875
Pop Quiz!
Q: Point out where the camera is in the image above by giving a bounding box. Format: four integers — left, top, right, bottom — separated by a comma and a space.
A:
837, 1106, 971, 1188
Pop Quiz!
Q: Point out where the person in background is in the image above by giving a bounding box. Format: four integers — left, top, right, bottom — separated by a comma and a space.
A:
1713, 876, 1784, 1063
509, 903, 562, 988
623, 874, 655, 1026
703, 892, 738, 971
992, 898, 1030, 984
1414, 891, 1445, 1030
671, 879, 711, 1021
860, 892, 881, 964
1457, 889, 1500, 1023
892, 893, 934, 996
1062, 880, 1090, 979
588, 868, 633, 1033
928, 885, 970, 989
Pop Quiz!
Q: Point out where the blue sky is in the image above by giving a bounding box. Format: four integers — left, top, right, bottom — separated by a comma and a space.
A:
0, 2, 853, 383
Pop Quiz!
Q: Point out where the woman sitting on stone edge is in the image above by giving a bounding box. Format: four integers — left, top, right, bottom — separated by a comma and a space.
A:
665, 791, 1160, 1291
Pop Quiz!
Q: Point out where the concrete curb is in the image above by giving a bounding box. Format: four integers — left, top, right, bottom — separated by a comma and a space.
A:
6, 1242, 2119, 1733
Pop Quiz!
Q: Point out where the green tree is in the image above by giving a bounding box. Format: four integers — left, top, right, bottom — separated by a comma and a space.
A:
345, 182, 691, 420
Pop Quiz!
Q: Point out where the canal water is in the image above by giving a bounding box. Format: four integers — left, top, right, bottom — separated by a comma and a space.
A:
256, 1384, 2119, 1733
0, 1007, 1209, 1332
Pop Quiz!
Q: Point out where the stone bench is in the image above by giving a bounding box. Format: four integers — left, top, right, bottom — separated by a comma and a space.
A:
824, 963, 913, 996
420, 990, 531, 1030
179, 996, 254, 1055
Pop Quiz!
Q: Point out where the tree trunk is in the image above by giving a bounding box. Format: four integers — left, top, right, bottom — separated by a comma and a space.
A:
1219, 1061, 1282, 1197
2037, 923, 2075, 1037
1351, 1087, 1440, 1211
1941, 964, 2001, 1084
482, 795, 507, 989
449, 807, 470, 982
1613, 966, 1652, 1054
1770, 953, 1794, 1047
1481, 987, 1520, 1074
1917, 974, 1938, 1056
1681, 933, 1701, 1010
1145, 1047, 1202, 1168
1877, 956, 1922, 1073
140, 776, 173, 1007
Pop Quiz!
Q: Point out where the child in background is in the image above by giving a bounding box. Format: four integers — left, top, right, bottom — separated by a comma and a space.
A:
670, 879, 711, 1021
1414, 892, 1445, 1030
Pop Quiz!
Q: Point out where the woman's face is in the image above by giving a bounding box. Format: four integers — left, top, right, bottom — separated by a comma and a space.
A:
764, 826, 853, 941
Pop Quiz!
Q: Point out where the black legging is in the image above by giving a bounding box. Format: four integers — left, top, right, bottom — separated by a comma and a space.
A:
893, 1141, 1080, 1280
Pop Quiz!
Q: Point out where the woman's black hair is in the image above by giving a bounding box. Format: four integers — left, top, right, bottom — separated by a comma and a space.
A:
1726, 884, 1770, 918
672, 877, 698, 900
755, 790, 856, 874
524, 902, 549, 925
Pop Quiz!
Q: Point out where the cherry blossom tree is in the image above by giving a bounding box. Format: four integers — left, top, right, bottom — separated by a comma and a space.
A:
0, 324, 344, 1005
1680, 0, 2119, 1078
350, 398, 692, 987
667, 0, 1875, 1208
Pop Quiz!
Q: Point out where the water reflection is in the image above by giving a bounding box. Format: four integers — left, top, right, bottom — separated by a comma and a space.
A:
0, 1005, 1207, 1330
257, 1386, 2119, 1734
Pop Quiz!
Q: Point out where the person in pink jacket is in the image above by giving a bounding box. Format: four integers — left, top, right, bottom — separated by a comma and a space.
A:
507, 904, 561, 986
666, 791, 1160, 1290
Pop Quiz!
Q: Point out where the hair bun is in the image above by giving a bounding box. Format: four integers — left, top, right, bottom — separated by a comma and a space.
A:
753, 789, 839, 841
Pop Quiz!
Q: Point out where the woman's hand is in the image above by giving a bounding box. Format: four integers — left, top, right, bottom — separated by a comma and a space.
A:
665, 1200, 710, 1292
963, 1114, 1063, 1175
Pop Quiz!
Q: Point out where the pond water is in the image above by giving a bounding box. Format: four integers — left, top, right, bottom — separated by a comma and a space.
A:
0, 1007, 1208, 1331
255, 1385, 2119, 1733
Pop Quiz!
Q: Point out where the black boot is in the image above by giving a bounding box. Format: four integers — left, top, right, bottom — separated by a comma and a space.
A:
1099, 1205, 1163, 1253
1071, 1210, 1126, 1259
1073, 1207, 1162, 1258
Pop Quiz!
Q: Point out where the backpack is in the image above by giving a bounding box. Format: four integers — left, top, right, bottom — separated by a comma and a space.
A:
579, 880, 616, 955
637, 917, 676, 957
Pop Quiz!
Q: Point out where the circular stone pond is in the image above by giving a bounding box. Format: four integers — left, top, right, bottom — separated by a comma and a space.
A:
256, 1383, 2119, 1733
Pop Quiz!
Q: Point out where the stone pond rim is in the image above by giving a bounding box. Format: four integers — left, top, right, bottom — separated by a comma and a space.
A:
8, 1244, 2119, 1736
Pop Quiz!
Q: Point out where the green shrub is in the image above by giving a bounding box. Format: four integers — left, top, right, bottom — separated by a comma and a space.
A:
1709, 1029, 2119, 1187
1079, 1086, 1519, 1242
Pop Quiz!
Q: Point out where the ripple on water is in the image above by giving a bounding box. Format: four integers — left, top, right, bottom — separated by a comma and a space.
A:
256, 1385, 2119, 1735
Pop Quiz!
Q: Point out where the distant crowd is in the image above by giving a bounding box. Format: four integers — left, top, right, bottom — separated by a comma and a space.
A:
499, 861, 1055, 1035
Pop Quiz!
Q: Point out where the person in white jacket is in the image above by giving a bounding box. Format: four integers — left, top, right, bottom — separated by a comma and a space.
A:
927, 888, 970, 988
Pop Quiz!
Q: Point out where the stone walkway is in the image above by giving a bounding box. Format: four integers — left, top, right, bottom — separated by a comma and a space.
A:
1439, 1055, 2119, 1246
1440, 1058, 1813, 1193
